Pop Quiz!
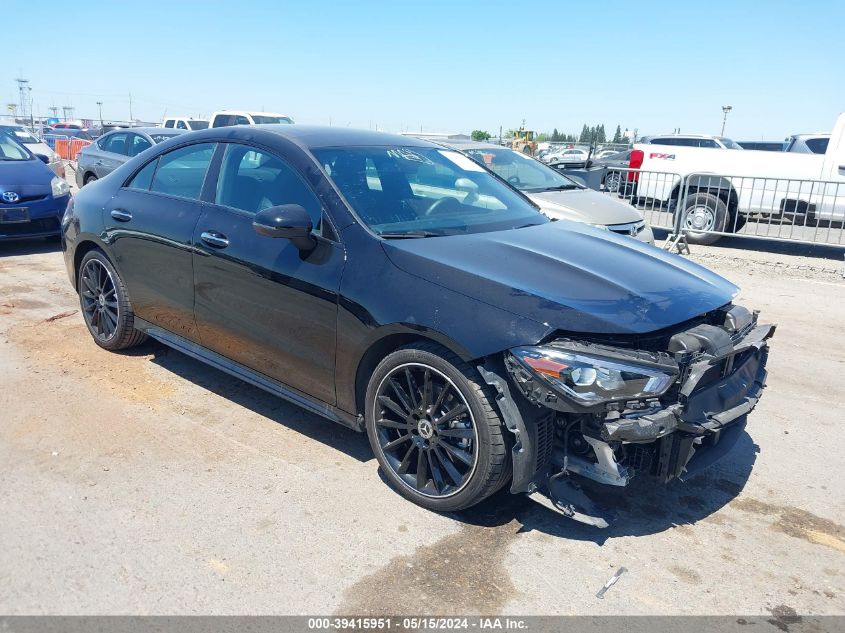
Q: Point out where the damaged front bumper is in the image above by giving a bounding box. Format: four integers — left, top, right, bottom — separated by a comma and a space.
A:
480, 305, 775, 528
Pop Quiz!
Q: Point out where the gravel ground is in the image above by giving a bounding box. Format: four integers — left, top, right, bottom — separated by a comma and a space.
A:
0, 190, 843, 615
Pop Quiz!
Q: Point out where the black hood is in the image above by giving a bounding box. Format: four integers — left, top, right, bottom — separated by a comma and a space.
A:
383, 221, 737, 335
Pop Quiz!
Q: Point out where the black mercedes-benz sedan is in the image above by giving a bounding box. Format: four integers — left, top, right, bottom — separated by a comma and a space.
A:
62, 125, 774, 527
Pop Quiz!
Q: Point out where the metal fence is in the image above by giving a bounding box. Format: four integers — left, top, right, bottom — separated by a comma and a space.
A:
600, 167, 845, 247
42, 134, 92, 161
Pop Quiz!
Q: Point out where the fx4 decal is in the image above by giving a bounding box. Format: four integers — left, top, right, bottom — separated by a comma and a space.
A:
649, 152, 676, 160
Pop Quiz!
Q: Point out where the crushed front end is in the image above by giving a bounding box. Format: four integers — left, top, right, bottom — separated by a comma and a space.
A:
481, 304, 775, 528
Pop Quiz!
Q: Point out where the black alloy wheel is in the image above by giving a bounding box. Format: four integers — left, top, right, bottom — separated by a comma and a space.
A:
365, 343, 511, 512
80, 258, 119, 342
77, 249, 147, 351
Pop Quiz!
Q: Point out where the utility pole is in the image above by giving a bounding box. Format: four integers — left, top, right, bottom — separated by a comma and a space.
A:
15, 78, 29, 121
49, 106, 58, 119
129, 92, 133, 122
96, 101, 103, 126
62, 106, 74, 121
721, 105, 733, 136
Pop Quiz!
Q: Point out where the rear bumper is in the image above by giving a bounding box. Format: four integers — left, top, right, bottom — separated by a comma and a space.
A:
0, 194, 69, 240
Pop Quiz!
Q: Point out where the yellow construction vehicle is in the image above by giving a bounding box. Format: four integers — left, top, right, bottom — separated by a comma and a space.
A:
512, 127, 537, 155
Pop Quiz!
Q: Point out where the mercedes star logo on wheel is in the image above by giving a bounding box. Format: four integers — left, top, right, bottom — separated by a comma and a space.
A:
2, 191, 20, 203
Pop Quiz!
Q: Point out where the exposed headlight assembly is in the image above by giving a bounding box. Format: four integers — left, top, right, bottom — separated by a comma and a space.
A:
509, 343, 678, 406
51, 176, 70, 197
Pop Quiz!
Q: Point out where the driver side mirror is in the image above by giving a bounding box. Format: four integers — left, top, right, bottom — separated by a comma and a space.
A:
36, 153, 51, 164
253, 204, 316, 251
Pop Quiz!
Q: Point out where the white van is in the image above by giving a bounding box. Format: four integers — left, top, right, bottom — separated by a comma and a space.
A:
208, 110, 293, 128
161, 117, 209, 131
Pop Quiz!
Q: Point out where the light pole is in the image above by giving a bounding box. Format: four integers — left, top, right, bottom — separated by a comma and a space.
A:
721, 105, 733, 136
96, 101, 103, 127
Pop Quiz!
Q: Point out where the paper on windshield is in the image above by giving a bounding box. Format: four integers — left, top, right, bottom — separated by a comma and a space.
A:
437, 150, 486, 173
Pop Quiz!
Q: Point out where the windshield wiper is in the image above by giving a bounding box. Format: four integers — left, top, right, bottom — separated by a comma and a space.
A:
378, 230, 442, 239
542, 185, 579, 191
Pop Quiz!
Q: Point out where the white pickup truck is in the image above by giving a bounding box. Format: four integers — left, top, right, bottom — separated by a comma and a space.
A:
629, 111, 845, 244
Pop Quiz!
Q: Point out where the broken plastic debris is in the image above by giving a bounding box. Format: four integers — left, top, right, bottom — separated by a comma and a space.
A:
595, 566, 627, 599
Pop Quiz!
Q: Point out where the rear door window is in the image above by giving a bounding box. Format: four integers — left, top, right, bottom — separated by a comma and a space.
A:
127, 159, 158, 190
129, 134, 152, 157
176, 120, 188, 130
103, 133, 129, 155
163, 120, 174, 128
805, 138, 829, 154
149, 143, 216, 200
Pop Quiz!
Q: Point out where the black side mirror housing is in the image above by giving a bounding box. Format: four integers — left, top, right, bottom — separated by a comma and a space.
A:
253, 204, 316, 251
36, 153, 51, 164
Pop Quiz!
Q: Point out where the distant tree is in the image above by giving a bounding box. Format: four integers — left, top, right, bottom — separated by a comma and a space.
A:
596, 124, 606, 143
535, 132, 550, 142
551, 127, 560, 142
578, 124, 589, 142
471, 130, 491, 141
612, 124, 623, 144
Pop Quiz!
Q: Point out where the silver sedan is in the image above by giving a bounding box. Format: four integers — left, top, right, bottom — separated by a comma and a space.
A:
75, 128, 184, 187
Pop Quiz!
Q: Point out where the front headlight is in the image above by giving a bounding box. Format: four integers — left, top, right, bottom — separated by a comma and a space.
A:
51, 176, 70, 197
509, 344, 677, 406
588, 223, 611, 231
52, 151, 61, 163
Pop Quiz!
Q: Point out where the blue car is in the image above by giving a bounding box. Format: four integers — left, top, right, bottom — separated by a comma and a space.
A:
0, 131, 71, 240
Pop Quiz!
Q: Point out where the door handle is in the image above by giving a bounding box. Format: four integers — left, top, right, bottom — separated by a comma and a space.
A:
110, 209, 132, 222
94, 160, 103, 166
200, 231, 230, 248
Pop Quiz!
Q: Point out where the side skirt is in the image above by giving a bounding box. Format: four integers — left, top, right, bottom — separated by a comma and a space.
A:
134, 318, 364, 432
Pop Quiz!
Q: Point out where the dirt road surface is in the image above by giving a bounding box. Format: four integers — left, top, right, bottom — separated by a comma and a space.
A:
1, 234, 843, 616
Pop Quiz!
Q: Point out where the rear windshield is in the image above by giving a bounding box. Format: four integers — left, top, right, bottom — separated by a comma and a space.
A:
805, 137, 829, 154
251, 115, 292, 124
149, 133, 182, 143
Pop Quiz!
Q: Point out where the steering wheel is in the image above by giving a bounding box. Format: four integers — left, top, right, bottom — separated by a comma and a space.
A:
425, 196, 462, 216
507, 175, 521, 186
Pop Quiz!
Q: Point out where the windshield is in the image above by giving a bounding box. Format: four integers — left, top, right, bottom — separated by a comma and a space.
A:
187, 120, 209, 130
718, 137, 743, 150
0, 133, 33, 161
313, 146, 547, 237
462, 147, 582, 193
0, 125, 39, 145
251, 115, 292, 124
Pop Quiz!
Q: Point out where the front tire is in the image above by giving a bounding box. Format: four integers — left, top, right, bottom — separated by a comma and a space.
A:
365, 342, 511, 512
78, 249, 147, 351
83, 173, 98, 186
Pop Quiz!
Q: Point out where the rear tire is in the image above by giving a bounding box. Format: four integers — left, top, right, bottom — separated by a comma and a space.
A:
365, 342, 511, 512
78, 249, 147, 351
678, 192, 727, 245
83, 173, 98, 185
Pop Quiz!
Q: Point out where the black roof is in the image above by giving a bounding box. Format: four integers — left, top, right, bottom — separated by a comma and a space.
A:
248, 125, 434, 149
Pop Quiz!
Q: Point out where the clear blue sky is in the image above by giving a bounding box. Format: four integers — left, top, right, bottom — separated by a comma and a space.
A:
5, 0, 844, 139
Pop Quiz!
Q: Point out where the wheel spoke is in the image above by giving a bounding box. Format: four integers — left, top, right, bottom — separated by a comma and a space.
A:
431, 383, 451, 413
440, 440, 473, 466
378, 395, 408, 420
383, 434, 412, 452
427, 451, 445, 494
435, 404, 468, 426
421, 368, 432, 409
389, 379, 414, 414
437, 426, 474, 439
376, 417, 409, 430
434, 446, 464, 486
397, 444, 416, 475
82, 274, 97, 294
415, 448, 428, 490
405, 368, 419, 409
